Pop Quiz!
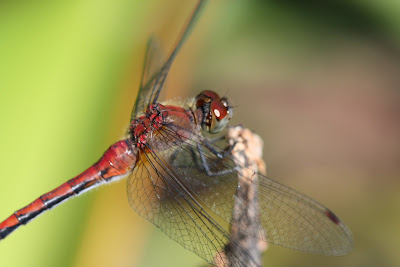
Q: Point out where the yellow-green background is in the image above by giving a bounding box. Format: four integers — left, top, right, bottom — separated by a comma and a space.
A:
1, 1, 399, 267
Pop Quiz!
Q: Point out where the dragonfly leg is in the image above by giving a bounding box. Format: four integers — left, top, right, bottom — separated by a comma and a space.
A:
196, 143, 240, 177
169, 137, 239, 176
202, 136, 237, 159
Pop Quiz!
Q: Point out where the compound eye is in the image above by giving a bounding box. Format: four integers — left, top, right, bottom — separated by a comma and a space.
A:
195, 90, 233, 133
220, 97, 229, 108
211, 100, 228, 120
195, 90, 216, 109
220, 97, 233, 118
209, 99, 231, 133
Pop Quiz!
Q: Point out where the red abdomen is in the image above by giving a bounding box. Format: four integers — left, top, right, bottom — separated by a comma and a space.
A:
0, 140, 137, 240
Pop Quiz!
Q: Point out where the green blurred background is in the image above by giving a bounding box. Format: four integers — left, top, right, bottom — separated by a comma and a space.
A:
1, 0, 399, 266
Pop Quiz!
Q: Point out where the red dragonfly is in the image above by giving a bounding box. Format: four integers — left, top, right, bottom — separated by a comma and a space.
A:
0, 1, 352, 266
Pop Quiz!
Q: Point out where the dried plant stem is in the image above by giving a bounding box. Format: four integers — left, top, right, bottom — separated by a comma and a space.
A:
216, 126, 268, 267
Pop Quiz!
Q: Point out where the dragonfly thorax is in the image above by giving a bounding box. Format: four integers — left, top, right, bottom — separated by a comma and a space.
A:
129, 104, 165, 148
194, 90, 233, 134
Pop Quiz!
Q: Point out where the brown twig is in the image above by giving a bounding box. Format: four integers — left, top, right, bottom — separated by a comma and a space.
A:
216, 126, 267, 267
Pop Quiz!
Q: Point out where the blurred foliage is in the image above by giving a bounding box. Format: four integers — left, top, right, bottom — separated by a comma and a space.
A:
0, 1, 399, 267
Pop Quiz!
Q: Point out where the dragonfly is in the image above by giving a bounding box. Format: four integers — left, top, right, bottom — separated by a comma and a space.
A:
0, 1, 352, 266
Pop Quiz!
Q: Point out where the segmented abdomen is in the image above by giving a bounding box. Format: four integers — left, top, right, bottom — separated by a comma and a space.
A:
0, 140, 137, 240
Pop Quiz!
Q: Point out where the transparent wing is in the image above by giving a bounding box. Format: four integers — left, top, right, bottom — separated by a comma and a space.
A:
145, 122, 353, 256
257, 175, 353, 255
126, 150, 256, 266
131, 37, 165, 119
130, 0, 207, 120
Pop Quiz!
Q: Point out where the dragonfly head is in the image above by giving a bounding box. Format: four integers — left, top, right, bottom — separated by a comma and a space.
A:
195, 90, 233, 134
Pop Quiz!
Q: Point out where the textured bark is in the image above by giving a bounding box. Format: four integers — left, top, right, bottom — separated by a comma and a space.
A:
216, 126, 268, 267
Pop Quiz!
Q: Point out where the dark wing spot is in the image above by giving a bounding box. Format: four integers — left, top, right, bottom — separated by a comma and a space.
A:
325, 209, 341, 225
